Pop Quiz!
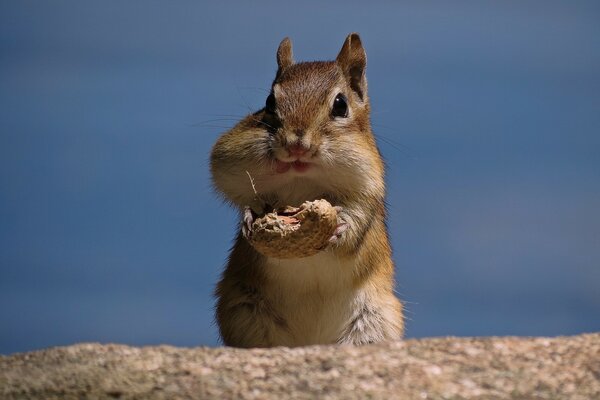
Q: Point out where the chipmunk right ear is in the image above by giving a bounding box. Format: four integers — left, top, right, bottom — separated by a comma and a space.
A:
336, 33, 367, 100
276, 37, 294, 72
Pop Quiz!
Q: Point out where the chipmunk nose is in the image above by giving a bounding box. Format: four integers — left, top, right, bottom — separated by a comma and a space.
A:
287, 142, 309, 157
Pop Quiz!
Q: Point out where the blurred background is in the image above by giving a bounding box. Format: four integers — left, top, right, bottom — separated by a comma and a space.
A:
1, 1, 599, 354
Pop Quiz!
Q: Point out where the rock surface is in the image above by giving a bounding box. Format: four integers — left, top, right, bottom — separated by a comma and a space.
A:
1, 334, 599, 399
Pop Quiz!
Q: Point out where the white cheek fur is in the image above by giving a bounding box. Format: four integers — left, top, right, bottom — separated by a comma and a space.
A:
214, 125, 380, 209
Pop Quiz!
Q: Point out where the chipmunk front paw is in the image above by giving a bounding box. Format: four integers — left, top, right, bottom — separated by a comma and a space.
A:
242, 206, 255, 240
328, 206, 349, 246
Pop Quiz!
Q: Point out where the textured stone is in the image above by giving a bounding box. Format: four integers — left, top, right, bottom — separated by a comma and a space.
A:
1, 334, 598, 399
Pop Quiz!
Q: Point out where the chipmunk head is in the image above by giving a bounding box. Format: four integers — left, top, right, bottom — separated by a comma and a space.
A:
265, 34, 371, 168
211, 33, 384, 208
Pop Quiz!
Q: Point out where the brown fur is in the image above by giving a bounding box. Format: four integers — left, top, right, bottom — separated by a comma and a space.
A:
211, 33, 403, 347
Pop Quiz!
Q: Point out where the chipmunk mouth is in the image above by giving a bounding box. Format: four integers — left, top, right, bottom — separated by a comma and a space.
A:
274, 160, 312, 174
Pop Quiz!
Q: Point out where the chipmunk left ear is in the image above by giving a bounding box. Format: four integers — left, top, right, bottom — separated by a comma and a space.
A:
276, 37, 294, 74
336, 33, 367, 100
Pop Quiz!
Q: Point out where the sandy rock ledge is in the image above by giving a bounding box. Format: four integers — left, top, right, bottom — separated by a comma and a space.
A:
1, 334, 599, 399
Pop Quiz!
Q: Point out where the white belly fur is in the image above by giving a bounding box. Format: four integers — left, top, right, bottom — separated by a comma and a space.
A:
263, 249, 360, 345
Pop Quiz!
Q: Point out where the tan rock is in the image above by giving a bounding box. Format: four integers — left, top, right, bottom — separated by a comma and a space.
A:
1, 334, 599, 399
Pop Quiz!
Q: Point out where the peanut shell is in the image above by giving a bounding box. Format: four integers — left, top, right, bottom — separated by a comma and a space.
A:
248, 199, 337, 259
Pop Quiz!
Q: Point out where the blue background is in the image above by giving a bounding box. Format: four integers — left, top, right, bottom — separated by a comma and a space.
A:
1, 1, 599, 354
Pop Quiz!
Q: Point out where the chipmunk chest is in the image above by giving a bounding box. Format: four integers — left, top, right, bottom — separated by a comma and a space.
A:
264, 251, 353, 288
262, 178, 328, 208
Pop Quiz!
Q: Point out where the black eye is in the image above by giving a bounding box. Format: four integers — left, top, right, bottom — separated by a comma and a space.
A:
332, 93, 348, 118
265, 93, 276, 113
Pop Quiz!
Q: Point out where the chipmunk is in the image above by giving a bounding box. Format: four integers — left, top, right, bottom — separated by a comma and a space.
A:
210, 33, 403, 347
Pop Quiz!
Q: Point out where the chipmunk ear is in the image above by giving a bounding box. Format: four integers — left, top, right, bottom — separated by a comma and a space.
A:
336, 33, 367, 100
276, 37, 294, 73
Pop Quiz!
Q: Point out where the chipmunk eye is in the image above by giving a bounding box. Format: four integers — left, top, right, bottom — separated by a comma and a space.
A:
332, 93, 348, 118
265, 93, 276, 113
